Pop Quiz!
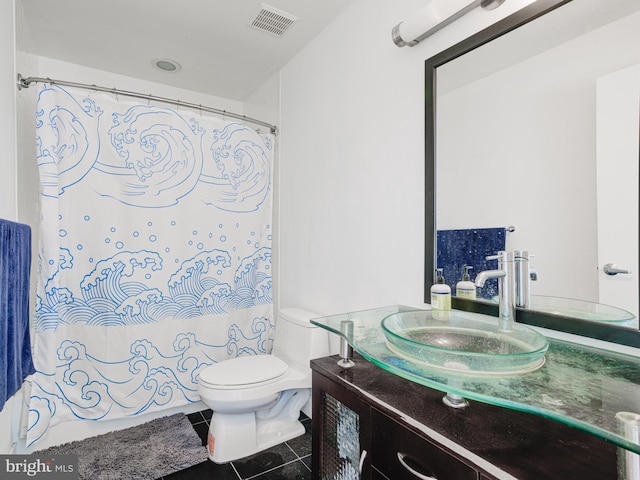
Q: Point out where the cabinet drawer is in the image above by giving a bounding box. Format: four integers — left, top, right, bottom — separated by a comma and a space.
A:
372, 409, 477, 480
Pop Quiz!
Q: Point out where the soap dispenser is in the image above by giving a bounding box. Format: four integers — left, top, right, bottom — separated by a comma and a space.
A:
431, 268, 451, 313
456, 265, 476, 299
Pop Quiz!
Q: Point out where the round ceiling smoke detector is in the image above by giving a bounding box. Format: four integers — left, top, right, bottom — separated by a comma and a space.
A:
152, 58, 182, 73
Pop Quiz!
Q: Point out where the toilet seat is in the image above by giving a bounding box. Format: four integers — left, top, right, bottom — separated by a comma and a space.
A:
199, 355, 289, 390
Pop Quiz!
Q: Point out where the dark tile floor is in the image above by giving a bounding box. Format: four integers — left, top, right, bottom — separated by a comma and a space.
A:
158, 410, 312, 480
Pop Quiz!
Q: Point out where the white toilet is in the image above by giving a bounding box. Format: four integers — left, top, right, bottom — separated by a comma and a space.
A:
197, 308, 330, 463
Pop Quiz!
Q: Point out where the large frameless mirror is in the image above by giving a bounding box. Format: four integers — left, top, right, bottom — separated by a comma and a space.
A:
425, 0, 640, 347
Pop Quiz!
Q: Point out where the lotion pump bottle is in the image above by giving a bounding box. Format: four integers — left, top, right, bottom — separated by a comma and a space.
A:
456, 265, 476, 299
431, 268, 451, 312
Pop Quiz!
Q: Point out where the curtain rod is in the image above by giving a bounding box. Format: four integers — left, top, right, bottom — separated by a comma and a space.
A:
16, 73, 278, 135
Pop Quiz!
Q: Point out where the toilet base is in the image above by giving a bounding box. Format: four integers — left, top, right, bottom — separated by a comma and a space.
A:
206, 388, 310, 464
207, 414, 305, 464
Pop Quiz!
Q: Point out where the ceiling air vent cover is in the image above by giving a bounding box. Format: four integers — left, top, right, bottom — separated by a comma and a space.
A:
249, 3, 299, 37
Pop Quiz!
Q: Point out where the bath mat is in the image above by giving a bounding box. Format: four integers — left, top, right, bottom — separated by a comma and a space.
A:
35, 413, 208, 479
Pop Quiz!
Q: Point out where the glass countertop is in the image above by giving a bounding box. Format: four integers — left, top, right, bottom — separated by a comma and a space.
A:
311, 305, 640, 454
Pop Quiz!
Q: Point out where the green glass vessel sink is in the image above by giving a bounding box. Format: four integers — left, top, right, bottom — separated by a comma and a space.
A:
529, 295, 636, 326
382, 310, 549, 375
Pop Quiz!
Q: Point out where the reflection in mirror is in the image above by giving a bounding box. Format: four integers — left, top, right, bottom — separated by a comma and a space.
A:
425, 0, 640, 347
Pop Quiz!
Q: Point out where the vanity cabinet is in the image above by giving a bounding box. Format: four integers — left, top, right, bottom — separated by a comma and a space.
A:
311, 353, 618, 480
371, 408, 477, 480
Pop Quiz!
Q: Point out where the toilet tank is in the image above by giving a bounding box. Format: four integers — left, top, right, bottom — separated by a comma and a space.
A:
272, 308, 329, 372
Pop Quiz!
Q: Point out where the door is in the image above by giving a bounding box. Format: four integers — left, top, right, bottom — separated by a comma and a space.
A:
596, 64, 640, 322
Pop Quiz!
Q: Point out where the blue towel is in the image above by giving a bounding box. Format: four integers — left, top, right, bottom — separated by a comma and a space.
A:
0, 218, 35, 412
436, 227, 506, 300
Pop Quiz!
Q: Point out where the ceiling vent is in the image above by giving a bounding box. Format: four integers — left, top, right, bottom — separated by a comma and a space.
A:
249, 4, 299, 37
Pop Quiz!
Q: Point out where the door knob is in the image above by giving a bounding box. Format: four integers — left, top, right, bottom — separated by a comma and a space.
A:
603, 263, 631, 276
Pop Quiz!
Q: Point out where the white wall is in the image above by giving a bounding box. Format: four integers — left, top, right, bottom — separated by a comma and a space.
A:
1, 0, 17, 221
244, 72, 280, 130
0, 0, 20, 455
278, 0, 536, 316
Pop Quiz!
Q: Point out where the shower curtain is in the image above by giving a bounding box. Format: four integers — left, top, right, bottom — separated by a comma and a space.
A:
27, 84, 274, 446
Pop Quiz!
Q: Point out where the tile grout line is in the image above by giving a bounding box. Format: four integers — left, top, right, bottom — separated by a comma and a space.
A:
230, 461, 243, 480
285, 441, 299, 458
299, 454, 312, 472
282, 429, 312, 472
284, 442, 311, 468
243, 457, 307, 480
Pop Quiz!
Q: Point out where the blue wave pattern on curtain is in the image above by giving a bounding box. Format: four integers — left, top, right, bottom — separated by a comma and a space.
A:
28, 84, 274, 446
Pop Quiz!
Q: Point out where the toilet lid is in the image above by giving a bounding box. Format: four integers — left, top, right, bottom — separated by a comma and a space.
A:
199, 355, 288, 387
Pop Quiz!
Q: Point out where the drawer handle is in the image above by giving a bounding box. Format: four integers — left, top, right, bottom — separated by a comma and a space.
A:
359, 449, 368, 473
397, 452, 438, 480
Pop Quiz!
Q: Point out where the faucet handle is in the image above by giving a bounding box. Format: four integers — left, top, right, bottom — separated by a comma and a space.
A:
487, 251, 519, 261
485, 251, 511, 261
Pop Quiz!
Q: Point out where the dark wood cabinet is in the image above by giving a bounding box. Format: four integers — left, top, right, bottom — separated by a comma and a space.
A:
372, 408, 478, 480
312, 360, 481, 480
311, 353, 618, 480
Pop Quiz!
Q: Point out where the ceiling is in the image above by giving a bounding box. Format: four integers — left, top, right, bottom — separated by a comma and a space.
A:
18, 0, 354, 101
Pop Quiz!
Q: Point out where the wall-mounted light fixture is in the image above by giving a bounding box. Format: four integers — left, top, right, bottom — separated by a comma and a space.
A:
392, 0, 506, 47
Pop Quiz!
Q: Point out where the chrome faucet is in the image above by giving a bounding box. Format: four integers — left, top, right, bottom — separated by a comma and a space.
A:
475, 251, 515, 332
